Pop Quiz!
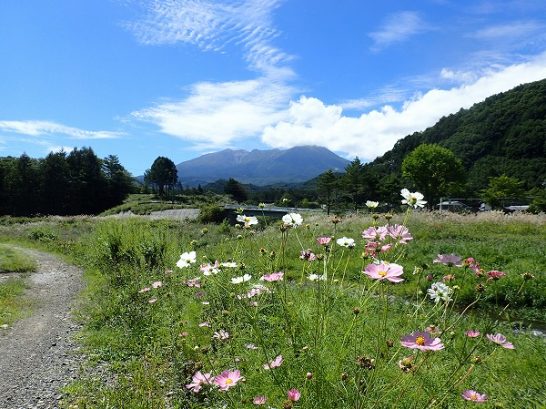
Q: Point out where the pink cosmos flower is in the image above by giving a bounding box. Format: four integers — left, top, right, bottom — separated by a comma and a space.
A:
486, 333, 514, 349
387, 224, 413, 244
213, 329, 230, 340
253, 395, 267, 405
139, 287, 151, 293
380, 244, 393, 253
185, 371, 213, 393
362, 226, 388, 241
151, 281, 162, 289
300, 250, 317, 261
401, 331, 444, 351
462, 390, 488, 402
263, 355, 283, 370
287, 388, 301, 401
433, 254, 463, 267
364, 262, 404, 283
487, 270, 506, 280
200, 261, 221, 276
185, 277, 201, 288
261, 272, 284, 282
465, 330, 481, 338
214, 370, 243, 391
316, 236, 332, 246
148, 297, 157, 304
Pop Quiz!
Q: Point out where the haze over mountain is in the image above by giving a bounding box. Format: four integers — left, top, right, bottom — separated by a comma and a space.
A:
176, 146, 349, 187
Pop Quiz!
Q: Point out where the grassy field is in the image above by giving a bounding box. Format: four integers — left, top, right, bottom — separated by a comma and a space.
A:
0, 210, 545, 408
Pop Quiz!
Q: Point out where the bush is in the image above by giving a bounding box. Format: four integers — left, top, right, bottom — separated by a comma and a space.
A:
199, 205, 226, 224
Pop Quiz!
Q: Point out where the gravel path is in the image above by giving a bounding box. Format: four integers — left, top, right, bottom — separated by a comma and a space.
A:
0, 247, 83, 409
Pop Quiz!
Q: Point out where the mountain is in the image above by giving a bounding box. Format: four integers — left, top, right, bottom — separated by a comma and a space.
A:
365, 79, 546, 194
176, 146, 350, 186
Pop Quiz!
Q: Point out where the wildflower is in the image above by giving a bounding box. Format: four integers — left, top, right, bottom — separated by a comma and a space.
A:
177, 251, 197, 268
139, 287, 151, 293
221, 261, 238, 268
214, 370, 243, 391
427, 282, 453, 303
246, 284, 270, 298
258, 202, 266, 209
245, 343, 258, 350
231, 274, 252, 284
287, 389, 301, 401
486, 333, 515, 349
487, 270, 506, 280
185, 371, 213, 393
387, 224, 413, 244
307, 273, 326, 281
179, 331, 189, 337
316, 236, 332, 246
236, 214, 259, 228
398, 355, 415, 372
261, 272, 284, 282
362, 226, 388, 241
148, 297, 157, 304
356, 356, 375, 369
363, 262, 404, 283
199, 322, 211, 327
461, 390, 488, 403
263, 355, 283, 370
282, 213, 303, 227
366, 200, 379, 209
433, 254, 463, 267
336, 237, 355, 248
465, 330, 481, 338
200, 261, 221, 276
400, 188, 427, 208
306, 372, 313, 379
475, 283, 485, 293
253, 395, 267, 405
300, 249, 317, 261
213, 330, 230, 340
151, 281, 162, 289
185, 277, 201, 288
522, 272, 535, 280
401, 331, 444, 351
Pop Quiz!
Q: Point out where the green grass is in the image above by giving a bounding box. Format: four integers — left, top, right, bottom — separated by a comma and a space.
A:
0, 244, 37, 273
0, 278, 30, 326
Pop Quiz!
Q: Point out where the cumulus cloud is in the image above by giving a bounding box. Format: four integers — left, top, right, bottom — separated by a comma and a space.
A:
0, 120, 123, 139
262, 53, 546, 161
369, 11, 430, 51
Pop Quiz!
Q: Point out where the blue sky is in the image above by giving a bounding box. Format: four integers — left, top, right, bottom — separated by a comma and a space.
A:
1, 0, 546, 176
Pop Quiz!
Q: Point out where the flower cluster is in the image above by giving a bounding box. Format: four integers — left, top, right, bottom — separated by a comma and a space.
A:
361, 224, 412, 258
427, 282, 453, 303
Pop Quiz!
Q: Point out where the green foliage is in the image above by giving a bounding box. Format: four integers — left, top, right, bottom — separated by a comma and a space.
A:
199, 204, 227, 224
224, 178, 248, 202
0, 245, 37, 272
145, 156, 178, 199
316, 170, 339, 214
481, 175, 525, 208
0, 278, 29, 326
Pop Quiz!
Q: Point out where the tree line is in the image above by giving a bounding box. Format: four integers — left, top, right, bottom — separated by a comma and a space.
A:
0, 148, 134, 216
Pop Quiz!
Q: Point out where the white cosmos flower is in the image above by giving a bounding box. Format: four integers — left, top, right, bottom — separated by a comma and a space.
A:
308, 273, 327, 281
231, 274, 252, 284
336, 237, 355, 248
427, 282, 453, 303
221, 261, 238, 268
400, 189, 427, 208
236, 214, 259, 227
366, 201, 379, 209
176, 251, 197, 268
282, 213, 303, 227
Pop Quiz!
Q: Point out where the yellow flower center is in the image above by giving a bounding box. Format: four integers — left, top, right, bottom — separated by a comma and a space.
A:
378, 270, 387, 277
470, 393, 478, 401
225, 378, 233, 385
415, 336, 426, 346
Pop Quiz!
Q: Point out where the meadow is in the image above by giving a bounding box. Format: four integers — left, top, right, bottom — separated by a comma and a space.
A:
0, 196, 545, 408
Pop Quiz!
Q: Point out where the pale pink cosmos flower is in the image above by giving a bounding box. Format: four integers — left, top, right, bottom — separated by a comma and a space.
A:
380, 244, 393, 253
364, 262, 404, 283
462, 390, 488, 403
401, 331, 444, 351
362, 226, 388, 241
185, 277, 201, 288
486, 333, 514, 349
253, 395, 267, 405
214, 369, 243, 391
200, 261, 221, 276
261, 272, 284, 282
213, 329, 230, 340
300, 249, 317, 261
139, 287, 151, 293
316, 236, 332, 246
263, 355, 283, 370
465, 330, 481, 338
151, 281, 162, 289
185, 371, 213, 393
245, 343, 258, 350
487, 270, 506, 280
287, 388, 301, 401
246, 284, 270, 298
148, 297, 157, 304
433, 254, 463, 267
387, 224, 413, 244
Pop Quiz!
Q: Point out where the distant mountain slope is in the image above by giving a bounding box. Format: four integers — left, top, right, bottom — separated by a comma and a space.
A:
366, 79, 546, 192
177, 146, 349, 186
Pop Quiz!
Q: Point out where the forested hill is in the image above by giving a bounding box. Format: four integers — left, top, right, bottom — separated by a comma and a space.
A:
366, 79, 546, 193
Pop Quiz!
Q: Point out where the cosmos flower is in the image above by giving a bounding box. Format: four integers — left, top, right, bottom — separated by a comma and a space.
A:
366, 200, 379, 209
401, 331, 444, 351
213, 329, 230, 340
308, 273, 327, 281
151, 281, 162, 289
300, 249, 317, 261
246, 284, 270, 298
287, 388, 301, 401
185, 371, 213, 393
487, 270, 506, 280
316, 236, 332, 246
221, 261, 238, 268
236, 214, 259, 228
461, 390, 488, 403
362, 226, 388, 241
336, 237, 355, 248
486, 333, 515, 349
214, 370, 243, 391
400, 188, 427, 208
176, 251, 197, 268
245, 343, 258, 350
139, 287, 151, 293
427, 282, 453, 303
253, 395, 267, 405
465, 330, 481, 338
387, 224, 413, 244
263, 355, 283, 370
185, 277, 201, 288
364, 262, 404, 283
282, 213, 303, 227
261, 272, 284, 282
433, 254, 463, 267
231, 274, 252, 284
200, 261, 221, 276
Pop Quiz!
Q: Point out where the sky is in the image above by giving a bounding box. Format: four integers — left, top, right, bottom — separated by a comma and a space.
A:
1, 0, 546, 176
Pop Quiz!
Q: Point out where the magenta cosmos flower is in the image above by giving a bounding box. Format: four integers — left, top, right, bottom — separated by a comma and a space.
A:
462, 390, 488, 403
487, 270, 506, 280
486, 333, 514, 349
214, 370, 243, 391
263, 355, 283, 370
185, 371, 213, 393
364, 262, 404, 283
261, 272, 284, 282
401, 331, 444, 351
287, 388, 301, 401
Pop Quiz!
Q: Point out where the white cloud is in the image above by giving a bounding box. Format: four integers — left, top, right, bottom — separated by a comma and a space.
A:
47, 146, 75, 154
369, 11, 430, 51
472, 21, 544, 40
132, 77, 292, 147
261, 53, 546, 161
0, 120, 123, 139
